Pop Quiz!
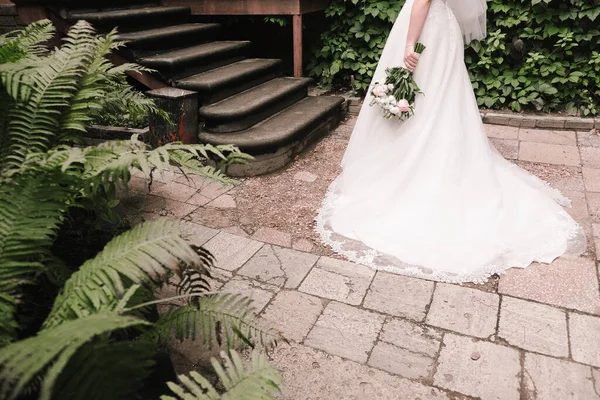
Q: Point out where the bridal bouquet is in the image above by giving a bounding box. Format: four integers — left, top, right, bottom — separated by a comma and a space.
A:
369, 42, 426, 120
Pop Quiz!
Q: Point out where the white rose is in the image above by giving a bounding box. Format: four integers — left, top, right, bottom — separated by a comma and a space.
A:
389, 106, 400, 115
387, 84, 394, 90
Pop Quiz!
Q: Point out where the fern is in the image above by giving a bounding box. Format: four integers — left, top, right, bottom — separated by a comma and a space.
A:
162, 350, 282, 400
43, 218, 207, 329
152, 294, 280, 350
0, 313, 149, 400
0, 20, 54, 64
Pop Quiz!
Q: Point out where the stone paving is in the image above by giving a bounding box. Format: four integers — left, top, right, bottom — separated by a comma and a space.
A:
123, 121, 600, 399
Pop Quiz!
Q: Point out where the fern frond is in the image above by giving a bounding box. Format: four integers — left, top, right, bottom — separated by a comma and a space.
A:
0, 174, 72, 293
0, 313, 148, 400
0, 20, 55, 64
43, 218, 205, 329
0, 293, 19, 347
161, 350, 282, 400
0, 21, 98, 169
152, 293, 280, 350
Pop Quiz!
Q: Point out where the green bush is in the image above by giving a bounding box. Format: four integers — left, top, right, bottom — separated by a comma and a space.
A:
308, 0, 600, 116
0, 20, 280, 400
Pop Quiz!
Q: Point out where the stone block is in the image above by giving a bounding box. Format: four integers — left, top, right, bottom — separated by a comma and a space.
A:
519, 141, 580, 166
238, 245, 317, 288
489, 138, 518, 159
524, 353, 599, 399
202, 232, 263, 272
485, 124, 519, 140
261, 291, 324, 342
580, 146, 600, 169
536, 116, 566, 129
426, 283, 499, 338
519, 128, 576, 145
304, 302, 384, 363
368, 341, 435, 380
498, 258, 600, 315
299, 257, 374, 305
434, 334, 520, 400
251, 227, 292, 247
564, 117, 595, 130
220, 277, 278, 312
498, 296, 568, 357
363, 272, 434, 321
483, 112, 512, 125
271, 344, 451, 400
569, 312, 600, 367
583, 168, 600, 192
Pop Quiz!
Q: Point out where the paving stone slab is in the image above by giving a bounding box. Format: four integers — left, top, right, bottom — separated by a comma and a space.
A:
368, 318, 442, 380
489, 138, 518, 160
485, 124, 519, 140
238, 245, 317, 288
220, 276, 278, 313
577, 131, 600, 148
519, 142, 581, 166
363, 272, 434, 321
291, 238, 314, 253
271, 344, 451, 400
304, 302, 384, 363
261, 291, 324, 342
426, 283, 499, 338
519, 128, 576, 146
299, 257, 375, 305
251, 227, 292, 247
202, 232, 263, 272
206, 194, 237, 209
498, 258, 600, 314
498, 296, 568, 357
583, 167, 600, 192
569, 312, 600, 367
434, 334, 520, 400
368, 341, 435, 380
581, 146, 600, 169
524, 353, 599, 400
380, 318, 442, 357
151, 181, 198, 203
178, 220, 219, 247
185, 192, 212, 206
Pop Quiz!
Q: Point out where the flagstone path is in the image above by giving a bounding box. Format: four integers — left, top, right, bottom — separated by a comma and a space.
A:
123, 118, 600, 399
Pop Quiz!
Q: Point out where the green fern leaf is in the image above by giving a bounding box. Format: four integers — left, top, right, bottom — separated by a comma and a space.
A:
152, 294, 280, 350
0, 313, 148, 400
43, 218, 205, 329
161, 350, 282, 400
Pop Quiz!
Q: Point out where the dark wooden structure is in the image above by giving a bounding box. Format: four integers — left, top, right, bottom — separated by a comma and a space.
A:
160, 0, 331, 77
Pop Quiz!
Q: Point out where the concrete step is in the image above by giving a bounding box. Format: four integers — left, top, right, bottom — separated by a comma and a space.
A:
199, 96, 344, 155
68, 6, 191, 32
139, 41, 251, 80
200, 77, 313, 133
175, 58, 281, 104
117, 23, 221, 51
116, 23, 222, 54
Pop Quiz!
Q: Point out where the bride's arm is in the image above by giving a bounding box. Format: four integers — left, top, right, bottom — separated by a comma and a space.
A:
404, 0, 431, 71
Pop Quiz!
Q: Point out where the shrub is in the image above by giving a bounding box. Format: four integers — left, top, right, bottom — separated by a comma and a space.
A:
308, 0, 600, 115
0, 20, 280, 400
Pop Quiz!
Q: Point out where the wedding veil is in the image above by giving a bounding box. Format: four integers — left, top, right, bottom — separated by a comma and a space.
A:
446, 0, 490, 44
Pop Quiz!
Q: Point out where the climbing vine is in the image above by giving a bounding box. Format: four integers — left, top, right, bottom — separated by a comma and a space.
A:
308, 0, 600, 116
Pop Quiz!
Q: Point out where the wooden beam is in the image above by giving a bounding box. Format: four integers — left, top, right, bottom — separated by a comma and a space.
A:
293, 14, 302, 78
161, 0, 330, 15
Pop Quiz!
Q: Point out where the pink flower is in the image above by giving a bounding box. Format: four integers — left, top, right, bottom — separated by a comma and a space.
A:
398, 99, 410, 112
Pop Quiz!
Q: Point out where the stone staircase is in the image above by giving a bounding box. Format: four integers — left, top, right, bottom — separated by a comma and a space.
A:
46, 2, 345, 175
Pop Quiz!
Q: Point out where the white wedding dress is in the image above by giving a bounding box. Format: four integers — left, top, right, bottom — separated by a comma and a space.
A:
316, 0, 585, 283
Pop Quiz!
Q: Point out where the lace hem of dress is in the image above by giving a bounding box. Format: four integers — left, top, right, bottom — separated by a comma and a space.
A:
315, 179, 583, 285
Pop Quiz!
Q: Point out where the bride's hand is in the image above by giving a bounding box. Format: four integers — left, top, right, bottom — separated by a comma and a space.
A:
404, 44, 420, 71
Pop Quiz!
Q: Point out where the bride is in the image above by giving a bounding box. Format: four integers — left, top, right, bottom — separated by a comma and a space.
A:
316, 0, 586, 283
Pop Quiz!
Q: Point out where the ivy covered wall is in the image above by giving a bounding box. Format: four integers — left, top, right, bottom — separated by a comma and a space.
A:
307, 0, 600, 116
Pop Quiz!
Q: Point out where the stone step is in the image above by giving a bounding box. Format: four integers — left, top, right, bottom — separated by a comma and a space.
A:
199, 96, 344, 155
68, 6, 191, 32
200, 77, 313, 133
175, 58, 282, 104
139, 41, 251, 80
116, 23, 222, 53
